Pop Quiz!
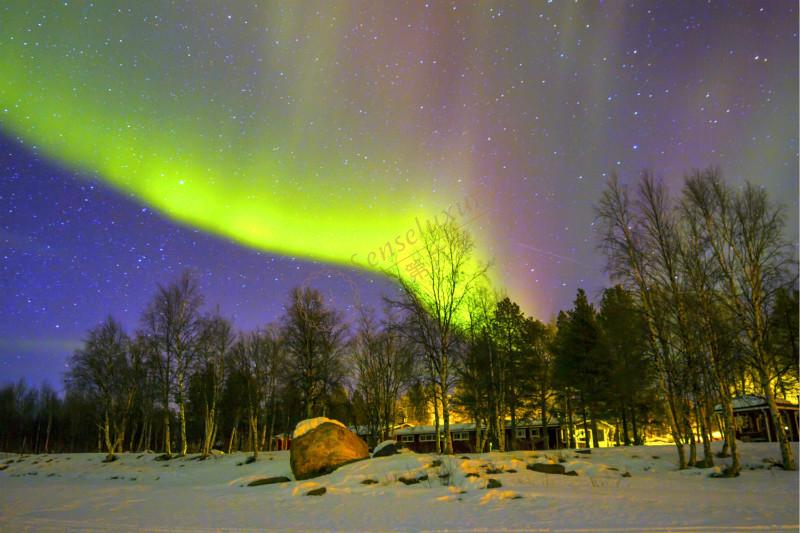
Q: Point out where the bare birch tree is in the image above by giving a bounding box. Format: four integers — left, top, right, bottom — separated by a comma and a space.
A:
679, 184, 742, 474
231, 332, 268, 459
597, 175, 691, 468
352, 308, 413, 444
67, 316, 135, 461
196, 312, 234, 458
141, 270, 203, 457
283, 286, 347, 419
386, 221, 488, 455
683, 170, 796, 471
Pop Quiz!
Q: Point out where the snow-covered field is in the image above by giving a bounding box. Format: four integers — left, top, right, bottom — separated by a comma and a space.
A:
0, 442, 797, 532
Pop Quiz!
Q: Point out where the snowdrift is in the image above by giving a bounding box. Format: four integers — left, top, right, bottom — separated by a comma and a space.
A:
0, 442, 797, 531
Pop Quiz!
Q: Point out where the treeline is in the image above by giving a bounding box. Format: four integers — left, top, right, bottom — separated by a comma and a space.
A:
0, 168, 796, 475
455, 286, 659, 455
595, 168, 798, 473
0, 281, 376, 459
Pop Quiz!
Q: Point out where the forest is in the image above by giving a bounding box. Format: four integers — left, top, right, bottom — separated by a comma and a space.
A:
1, 168, 797, 477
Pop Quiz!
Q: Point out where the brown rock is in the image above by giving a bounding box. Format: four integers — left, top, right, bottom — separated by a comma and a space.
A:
247, 476, 291, 486
527, 462, 566, 475
372, 441, 399, 458
290, 421, 369, 480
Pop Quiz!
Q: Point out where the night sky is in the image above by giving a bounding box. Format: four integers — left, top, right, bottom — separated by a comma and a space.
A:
1, 1, 797, 389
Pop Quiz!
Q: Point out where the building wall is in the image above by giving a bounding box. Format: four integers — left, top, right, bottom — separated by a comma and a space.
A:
733, 408, 799, 442
397, 425, 567, 453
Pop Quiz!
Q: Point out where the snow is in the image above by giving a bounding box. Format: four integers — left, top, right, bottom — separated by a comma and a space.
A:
292, 416, 346, 439
0, 442, 797, 531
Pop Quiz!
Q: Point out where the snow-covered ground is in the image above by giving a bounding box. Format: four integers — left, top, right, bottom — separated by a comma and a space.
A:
0, 442, 797, 532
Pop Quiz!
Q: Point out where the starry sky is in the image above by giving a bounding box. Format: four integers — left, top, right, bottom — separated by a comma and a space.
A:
1, 1, 797, 389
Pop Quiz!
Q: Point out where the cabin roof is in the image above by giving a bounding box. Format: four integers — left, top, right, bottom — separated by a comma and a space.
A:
714, 394, 799, 413
348, 423, 413, 435
394, 419, 564, 435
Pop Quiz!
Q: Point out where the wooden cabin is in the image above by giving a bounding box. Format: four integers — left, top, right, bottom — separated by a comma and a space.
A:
271, 418, 618, 453
352, 423, 414, 450
572, 420, 618, 448
716, 395, 800, 442
394, 420, 567, 453
271, 432, 292, 451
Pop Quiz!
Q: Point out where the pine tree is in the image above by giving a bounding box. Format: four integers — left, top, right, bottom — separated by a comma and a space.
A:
553, 289, 605, 448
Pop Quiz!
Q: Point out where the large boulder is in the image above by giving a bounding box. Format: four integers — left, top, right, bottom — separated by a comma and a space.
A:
290, 417, 369, 480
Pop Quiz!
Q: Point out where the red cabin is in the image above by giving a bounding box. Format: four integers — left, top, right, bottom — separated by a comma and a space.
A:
393, 420, 565, 453
716, 395, 800, 442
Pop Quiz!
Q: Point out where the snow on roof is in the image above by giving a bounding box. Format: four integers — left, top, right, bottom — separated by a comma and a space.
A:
512, 418, 565, 428
394, 419, 563, 435
292, 417, 346, 439
714, 395, 799, 413
348, 423, 413, 436
733, 395, 769, 410
395, 425, 438, 435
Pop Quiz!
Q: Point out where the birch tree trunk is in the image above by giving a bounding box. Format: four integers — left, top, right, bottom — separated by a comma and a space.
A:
201, 405, 210, 458
566, 394, 575, 448
103, 411, 113, 458
696, 400, 713, 467
44, 414, 52, 454
249, 413, 259, 459
137, 417, 147, 452
685, 408, 697, 466
163, 410, 172, 456
540, 395, 550, 450
581, 399, 589, 448
128, 421, 137, 453
718, 388, 740, 474
473, 416, 482, 453
760, 368, 796, 470
661, 375, 687, 469
227, 423, 237, 455
431, 381, 441, 454
268, 405, 276, 453
440, 379, 453, 455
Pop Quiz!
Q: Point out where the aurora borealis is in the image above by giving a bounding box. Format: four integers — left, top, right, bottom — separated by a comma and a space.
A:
1, 1, 797, 387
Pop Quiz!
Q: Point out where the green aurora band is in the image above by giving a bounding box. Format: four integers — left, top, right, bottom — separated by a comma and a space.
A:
1, 3, 490, 287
